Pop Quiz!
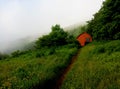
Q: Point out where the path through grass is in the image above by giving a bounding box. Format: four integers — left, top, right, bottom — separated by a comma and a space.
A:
0, 45, 78, 89
54, 49, 80, 89
61, 40, 120, 89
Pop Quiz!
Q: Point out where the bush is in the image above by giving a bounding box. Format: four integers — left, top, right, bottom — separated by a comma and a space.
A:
36, 51, 44, 58
114, 32, 120, 40
36, 48, 55, 58
11, 50, 28, 57
35, 24, 79, 49
36, 24, 68, 48
0, 53, 9, 60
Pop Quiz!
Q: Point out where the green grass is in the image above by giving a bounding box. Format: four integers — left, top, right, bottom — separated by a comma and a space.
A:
61, 40, 120, 89
0, 45, 78, 89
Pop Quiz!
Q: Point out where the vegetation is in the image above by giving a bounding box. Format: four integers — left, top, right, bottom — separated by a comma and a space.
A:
60, 0, 120, 88
11, 50, 28, 58
61, 40, 120, 89
0, 46, 78, 89
36, 24, 79, 49
67, 25, 88, 38
0, 0, 120, 88
0, 53, 9, 60
0, 24, 79, 89
87, 0, 120, 40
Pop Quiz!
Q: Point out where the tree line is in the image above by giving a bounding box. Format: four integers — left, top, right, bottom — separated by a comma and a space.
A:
86, 0, 120, 40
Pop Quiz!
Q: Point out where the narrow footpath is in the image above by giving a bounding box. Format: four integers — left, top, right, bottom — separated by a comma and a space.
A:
54, 49, 80, 89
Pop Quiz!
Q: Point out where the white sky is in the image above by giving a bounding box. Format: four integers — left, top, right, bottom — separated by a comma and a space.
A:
0, 0, 104, 51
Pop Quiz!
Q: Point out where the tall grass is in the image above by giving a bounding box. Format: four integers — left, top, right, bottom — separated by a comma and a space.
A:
61, 40, 120, 89
0, 45, 78, 89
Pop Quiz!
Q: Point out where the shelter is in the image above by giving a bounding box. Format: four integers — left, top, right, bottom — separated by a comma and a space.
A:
77, 32, 92, 46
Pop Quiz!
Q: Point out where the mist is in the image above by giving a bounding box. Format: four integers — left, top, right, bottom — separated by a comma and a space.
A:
0, 0, 104, 53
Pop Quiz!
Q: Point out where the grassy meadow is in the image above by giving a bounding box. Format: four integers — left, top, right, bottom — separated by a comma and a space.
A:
61, 40, 120, 89
0, 45, 78, 89
0, 22, 120, 89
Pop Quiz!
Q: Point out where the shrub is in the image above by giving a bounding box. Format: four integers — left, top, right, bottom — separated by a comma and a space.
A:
35, 24, 79, 50
11, 50, 28, 57
36, 52, 44, 58
114, 32, 120, 40
0, 53, 9, 60
36, 24, 68, 48
92, 45, 105, 54
12, 50, 22, 57
35, 47, 55, 58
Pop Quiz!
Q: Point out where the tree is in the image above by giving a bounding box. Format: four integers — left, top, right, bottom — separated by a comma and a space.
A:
36, 24, 68, 48
87, 0, 120, 40
50, 24, 68, 46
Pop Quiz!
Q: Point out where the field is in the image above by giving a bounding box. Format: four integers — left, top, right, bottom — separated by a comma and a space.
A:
0, 45, 78, 89
61, 40, 120, 89
1, 39, 120, 89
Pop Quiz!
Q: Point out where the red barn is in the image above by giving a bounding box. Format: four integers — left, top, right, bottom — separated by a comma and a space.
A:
77, 32, 92, 46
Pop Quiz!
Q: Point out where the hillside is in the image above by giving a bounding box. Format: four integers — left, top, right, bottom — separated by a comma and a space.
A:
0, 24, 79, 89
87, 0, 120, 40
0, 45, 78, 89
61, 40, 120, 89
0, 0, 119, 88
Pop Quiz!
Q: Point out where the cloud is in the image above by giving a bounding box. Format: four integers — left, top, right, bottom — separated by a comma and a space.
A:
0, 0, 104, 52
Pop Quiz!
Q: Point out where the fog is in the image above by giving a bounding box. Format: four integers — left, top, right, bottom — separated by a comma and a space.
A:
0, 0, 104, 53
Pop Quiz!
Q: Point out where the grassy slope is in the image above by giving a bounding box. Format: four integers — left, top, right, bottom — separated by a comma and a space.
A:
0, 45, 78, 89
61, 40, 120, 89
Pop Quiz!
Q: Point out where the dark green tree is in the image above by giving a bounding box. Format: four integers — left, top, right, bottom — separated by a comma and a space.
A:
87, 0, 120, 40
36, 24, 68, 48
50, 24, 68, 46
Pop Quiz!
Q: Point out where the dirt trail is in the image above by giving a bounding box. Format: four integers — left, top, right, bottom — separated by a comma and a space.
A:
54, 49, 80, 89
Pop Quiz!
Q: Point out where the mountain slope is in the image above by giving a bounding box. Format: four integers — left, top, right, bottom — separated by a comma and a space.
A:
61, 40, 120, 89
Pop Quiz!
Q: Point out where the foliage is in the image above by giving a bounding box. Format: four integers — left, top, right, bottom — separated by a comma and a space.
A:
11, 50, 29, 57
0, 53, 9, 60
61, 40, 120, 89
87, 0, 120, 40
0, 44, 78, 89
36, 24, 70, 48
11, 50, 21, 57
36, 24, 80, 49
114, 32, 120, 39
35, 47, 55, 58
0, 23, 80, 89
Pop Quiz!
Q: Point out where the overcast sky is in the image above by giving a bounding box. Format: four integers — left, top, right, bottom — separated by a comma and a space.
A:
0, 0, 104, 51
